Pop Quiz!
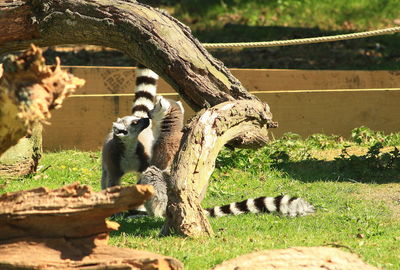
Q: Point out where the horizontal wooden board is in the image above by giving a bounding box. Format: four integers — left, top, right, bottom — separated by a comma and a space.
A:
43, 67, 400, 151
65, 66, 400, 95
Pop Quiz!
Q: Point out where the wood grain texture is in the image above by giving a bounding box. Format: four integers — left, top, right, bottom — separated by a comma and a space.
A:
0, 183, 183, 270
162, 100, 271, 237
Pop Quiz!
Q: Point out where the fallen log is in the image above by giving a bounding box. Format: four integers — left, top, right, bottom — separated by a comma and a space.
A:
0, 183, 183, 270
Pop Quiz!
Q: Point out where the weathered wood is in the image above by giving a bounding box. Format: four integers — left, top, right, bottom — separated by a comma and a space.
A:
0, 44, 84, 155
162, 100, 271, 236
211, 247, 379, 270
0, 183, 183, 269
0, 0, 260, 111
0, 183, 154, 240
0, 0, 274, 237
0, 123, 42, 176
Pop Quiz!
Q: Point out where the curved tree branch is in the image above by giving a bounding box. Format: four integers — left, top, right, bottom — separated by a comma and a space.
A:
162, 100, 272, 237
1, 0, 260, 111
0, 0, 276, 237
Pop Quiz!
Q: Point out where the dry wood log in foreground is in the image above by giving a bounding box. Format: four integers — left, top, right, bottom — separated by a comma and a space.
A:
211, 247, 380, 270
0, 44, 85, 156
0, 0, 276, 237
0, 182, 183, 270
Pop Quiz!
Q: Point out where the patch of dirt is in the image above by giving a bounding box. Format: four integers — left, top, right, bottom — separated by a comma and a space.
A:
310, 146, 397, 161
359, 184, 400, 221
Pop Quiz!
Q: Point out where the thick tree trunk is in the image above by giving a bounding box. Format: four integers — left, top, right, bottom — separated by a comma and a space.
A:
0, 183, 183, 269
162, 100, 272, 236
0, 44, 84, 156
0, 122, 42, 176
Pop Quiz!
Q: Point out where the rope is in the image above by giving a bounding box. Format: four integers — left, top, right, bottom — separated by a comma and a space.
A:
202, 26, 400, 49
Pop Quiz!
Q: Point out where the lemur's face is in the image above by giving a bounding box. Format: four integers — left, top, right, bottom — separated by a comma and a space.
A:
112, 116, 150, 139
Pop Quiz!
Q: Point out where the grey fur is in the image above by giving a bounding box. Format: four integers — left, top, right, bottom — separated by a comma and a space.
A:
101, 116, 150, 189
101, 66, 158, 190
137, 165, 170, 217
150, 96, 185, 171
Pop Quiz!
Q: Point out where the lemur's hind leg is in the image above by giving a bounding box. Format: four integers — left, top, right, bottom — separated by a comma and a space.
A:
101, 166, 108, 190
101, 164, 124, 189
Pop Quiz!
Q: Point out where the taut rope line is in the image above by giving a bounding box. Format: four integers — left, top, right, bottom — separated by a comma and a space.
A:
202, 26, 400, 49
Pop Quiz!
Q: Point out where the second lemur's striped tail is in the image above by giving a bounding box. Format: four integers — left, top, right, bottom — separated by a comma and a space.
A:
132, 64, 159, 118
205, 195, 315, 218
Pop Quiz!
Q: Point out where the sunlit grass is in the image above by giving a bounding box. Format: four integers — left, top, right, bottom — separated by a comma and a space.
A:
1, 128, 399, 269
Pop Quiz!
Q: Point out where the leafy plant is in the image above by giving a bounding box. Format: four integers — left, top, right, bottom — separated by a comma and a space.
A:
350, 126, 385, 146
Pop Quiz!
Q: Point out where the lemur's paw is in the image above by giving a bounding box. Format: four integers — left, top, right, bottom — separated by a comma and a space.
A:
150, 95, 170, 120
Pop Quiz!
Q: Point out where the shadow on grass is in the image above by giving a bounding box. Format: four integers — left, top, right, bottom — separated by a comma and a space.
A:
274, 158, 400, 184
110, 216, 164, 237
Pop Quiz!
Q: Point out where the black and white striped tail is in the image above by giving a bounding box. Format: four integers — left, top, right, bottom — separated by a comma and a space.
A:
132, 65, 159, 118
205, 195, 315, 218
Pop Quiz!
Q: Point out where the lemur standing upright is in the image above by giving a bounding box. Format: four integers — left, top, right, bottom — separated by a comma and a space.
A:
101, 66, 185, 190
149, 96, 185, 171
101, 66, 158, 189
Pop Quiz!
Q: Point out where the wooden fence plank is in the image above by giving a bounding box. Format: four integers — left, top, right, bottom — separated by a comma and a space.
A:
43, 67, 400, 151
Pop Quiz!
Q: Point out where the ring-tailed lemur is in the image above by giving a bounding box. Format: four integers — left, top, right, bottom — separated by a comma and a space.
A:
150, 96, 184, 171
101, 66, 185, 190
101, 66, 158, 189
138, 166, 315, 218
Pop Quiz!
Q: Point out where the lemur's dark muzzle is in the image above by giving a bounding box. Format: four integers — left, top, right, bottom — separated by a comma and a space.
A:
139, 118, 150, 130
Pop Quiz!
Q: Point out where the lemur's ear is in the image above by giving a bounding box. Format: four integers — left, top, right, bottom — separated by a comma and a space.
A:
160, 97, 169, 108
176, 101, 185, 114
155, 95, 163, 104
117, 117, 122, 121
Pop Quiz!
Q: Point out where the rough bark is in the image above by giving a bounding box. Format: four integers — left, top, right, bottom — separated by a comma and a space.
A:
0, 44, 84, 156
0, 183, 183, 270
0, 0, 276, 237
211, 247, 380, 270
0, 0, 259, 111
0, 122, 42, 176
162, 100, 272, 237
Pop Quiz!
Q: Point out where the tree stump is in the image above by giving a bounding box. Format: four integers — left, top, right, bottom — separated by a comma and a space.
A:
0, 183, 183, 270
0, 122, 42, 176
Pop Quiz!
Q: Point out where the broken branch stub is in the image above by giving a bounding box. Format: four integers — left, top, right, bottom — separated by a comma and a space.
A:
162, 100, 272, 237
0, 44, 85, 155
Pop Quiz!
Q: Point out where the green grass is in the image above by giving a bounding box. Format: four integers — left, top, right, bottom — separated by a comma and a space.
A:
161, 0, 400, 31
136, 0, 400, 71
1, 127, 400, 269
